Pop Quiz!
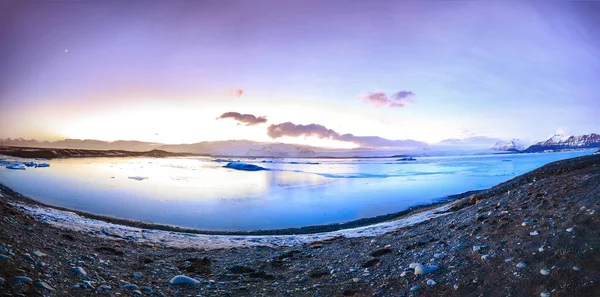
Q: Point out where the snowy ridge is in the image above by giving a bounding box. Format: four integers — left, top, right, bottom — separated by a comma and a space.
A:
524, 133, 600, 153
492, 139, 526, 152
13, 201, 455, 250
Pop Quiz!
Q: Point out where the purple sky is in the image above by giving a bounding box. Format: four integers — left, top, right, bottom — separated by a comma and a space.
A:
0, 0, 599, 147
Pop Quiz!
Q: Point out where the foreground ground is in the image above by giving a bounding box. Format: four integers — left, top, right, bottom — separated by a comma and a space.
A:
1, 154, 599, 296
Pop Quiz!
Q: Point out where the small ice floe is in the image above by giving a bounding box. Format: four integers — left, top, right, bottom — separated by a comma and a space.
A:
223, 162, 268, 171
572, 266, 580, 271
540, 268, 550, 275
6, 163, 25, 170
516, 262, 527, 268
23, 162, 37, 167
212, 158, 238, 163
530, 231, 539, 236
128, 176, 148, 181
566, 228, 573, 232
540, 292, 550, 297
426, 279, 436, 286
397, 157, 417, 161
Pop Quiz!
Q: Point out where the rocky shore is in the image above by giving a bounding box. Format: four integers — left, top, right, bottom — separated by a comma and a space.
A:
1, 154, 599, 296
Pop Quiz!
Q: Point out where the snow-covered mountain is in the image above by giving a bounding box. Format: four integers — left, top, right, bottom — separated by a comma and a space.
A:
523, 133, 600, 153
492, 139, 526, 152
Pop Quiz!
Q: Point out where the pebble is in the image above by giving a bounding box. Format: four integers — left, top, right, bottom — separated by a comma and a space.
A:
169, 275, 201, 285
35, 281, 56, 292
566, 228, 573, 232
414, 265, 439, 275
132, 271, 142, 278
410, 285, 421, 292
540, 268, 550, 275
97, 284, 111, 291
13, 276, 33, 283
530, 231, 539, 236
426, 279, 436, 286
453, 284, 459, 290
132, 290, 142, 295
122, 284, 139, 290
409, 263, 422, 269
472, 245, 483, 252
521, 221, 531, 226
481, 254, 490, 260
516, 262, 527, 268
573, 266, 580, 271
541, 292, 550, 297
74, 266, 87, 277
141, 286, 153, 293
32, 251, 46, 257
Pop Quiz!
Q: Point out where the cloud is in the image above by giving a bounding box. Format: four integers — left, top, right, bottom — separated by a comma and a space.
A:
267, 122, 427, 148
217, 112, 267, 126
360, 90, 415, 108
229, 88, 244, 98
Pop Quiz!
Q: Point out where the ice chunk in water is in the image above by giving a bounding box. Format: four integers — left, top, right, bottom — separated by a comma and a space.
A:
6, 163, 26, 170
223, 162, 268, 171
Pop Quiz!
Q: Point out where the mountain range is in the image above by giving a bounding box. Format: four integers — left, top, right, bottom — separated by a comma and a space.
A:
522, 133, 600, 153
1, 133, 599, 157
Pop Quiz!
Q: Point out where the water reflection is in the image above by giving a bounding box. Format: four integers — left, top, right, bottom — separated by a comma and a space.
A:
0, 150, 594, 230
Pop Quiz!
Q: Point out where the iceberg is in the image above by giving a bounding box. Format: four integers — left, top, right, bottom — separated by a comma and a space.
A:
23, 162, 37, 167
223, 162, 268, 171
6, 163, 26, 170
397, 157, 417, 161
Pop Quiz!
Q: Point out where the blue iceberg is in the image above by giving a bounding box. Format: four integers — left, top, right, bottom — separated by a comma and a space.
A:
6, 163, 26, 170
223, 162, 268, 171
397, 157, 417, 161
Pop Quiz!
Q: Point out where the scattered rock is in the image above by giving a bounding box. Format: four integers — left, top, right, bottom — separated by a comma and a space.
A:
13, 276, 32, 283
32, 250, 46, 257
541, 292, 550, 297
566, 228, 573, 232
427, 279, 436, 286
122, 283, 139, 290
35, 281, 56, 292
540, 268, 550, 275
530, 231, 539, 236
370, 248, 392, 257
361, 258, 380, 268
169, 275, 201, 285
74, 266, 87, 277
133, 271, 142, 278
410, 285, 421, 292
414, 265, 439, 275
516, 262, 527, 268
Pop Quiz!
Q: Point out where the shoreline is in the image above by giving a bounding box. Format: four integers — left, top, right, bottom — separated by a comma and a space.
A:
0, 154, 598, 296
0, 182, 478, 236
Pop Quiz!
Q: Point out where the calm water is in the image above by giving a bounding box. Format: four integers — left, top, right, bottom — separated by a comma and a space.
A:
0, 150, 593, 231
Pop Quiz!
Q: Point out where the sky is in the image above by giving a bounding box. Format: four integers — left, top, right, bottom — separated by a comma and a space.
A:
0, 0, 599, 148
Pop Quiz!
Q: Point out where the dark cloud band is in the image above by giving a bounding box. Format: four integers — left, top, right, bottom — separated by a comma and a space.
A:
217, 112, 267, 126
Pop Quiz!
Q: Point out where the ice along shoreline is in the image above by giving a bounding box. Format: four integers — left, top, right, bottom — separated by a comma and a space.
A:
0, 182, 470, 239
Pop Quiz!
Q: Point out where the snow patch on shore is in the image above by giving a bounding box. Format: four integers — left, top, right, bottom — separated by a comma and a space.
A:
12, 201, 455, 249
